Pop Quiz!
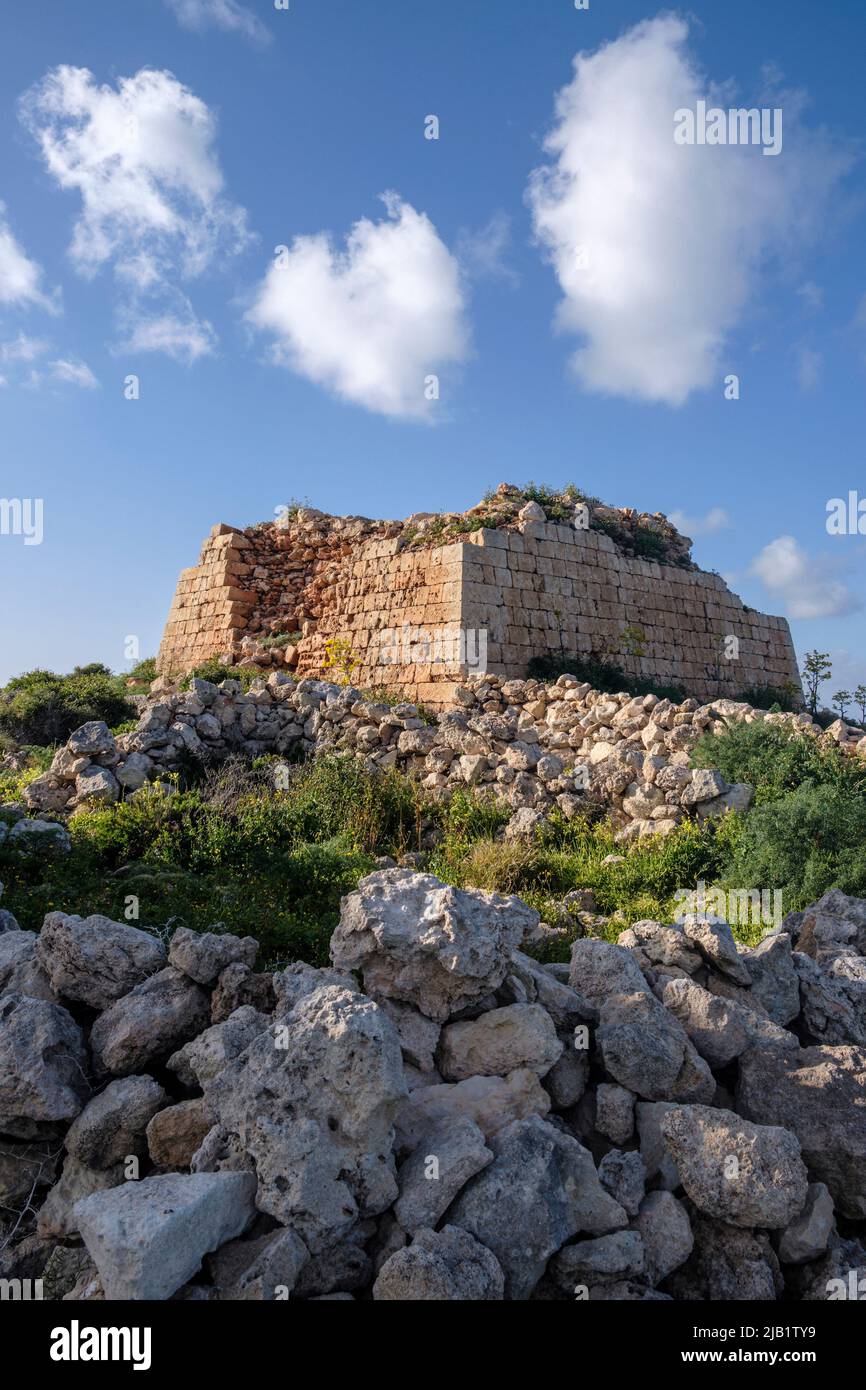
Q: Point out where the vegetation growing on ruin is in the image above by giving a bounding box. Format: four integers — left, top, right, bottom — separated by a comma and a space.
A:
179, 659, 265, 690
397, 481, 694, 566
525, 650, 688, 704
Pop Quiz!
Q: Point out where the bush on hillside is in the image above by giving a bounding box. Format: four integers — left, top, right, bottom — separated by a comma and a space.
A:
691, 719, 866, 806
719, 783, 866, 908
127, 656, 158, 683
0, 666, 137, 747
180, 659, 265, 691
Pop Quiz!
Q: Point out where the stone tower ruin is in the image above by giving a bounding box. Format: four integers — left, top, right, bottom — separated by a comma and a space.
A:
157, 488, 801, 708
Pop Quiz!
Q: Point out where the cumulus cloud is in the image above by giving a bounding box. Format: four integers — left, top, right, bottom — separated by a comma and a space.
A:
247, 193, 470, 420
526, 15, 851, 405
165, 0, 269, 44
668, 506, 731, 536
0, 203, 56, 311
20, 66, 250, 359
750, 535, 861, 620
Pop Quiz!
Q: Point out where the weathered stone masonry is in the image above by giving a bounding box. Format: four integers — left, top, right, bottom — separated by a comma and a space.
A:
157, 507, 801, 707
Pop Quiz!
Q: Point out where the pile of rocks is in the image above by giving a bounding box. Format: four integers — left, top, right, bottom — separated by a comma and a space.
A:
1, 872, 864, 1301
21, 672, 823, 838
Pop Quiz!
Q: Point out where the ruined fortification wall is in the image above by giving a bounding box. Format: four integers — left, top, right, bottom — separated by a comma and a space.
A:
157, 525, 255, 676
460, 521, 799, 700
157, 505, 801, 706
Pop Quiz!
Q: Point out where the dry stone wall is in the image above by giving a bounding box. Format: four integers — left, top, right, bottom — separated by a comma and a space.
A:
157, 500, 801, 708
27, 672, 853, 846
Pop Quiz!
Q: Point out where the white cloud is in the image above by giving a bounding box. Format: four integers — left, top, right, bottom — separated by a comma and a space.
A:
0, 332, 50, 363
0, 203, 55, 311
165, 0, 269, 44
456, 212, 518, 285
668, 506, 731, 536
20, 66, 249, 359
526, 15, 850, 405
0, 334, 98, 388
121, 309, 216, 363
751, 535, 861, 620
247, 193, 470, 420
50, 357, 99, 388
21, 66, 249, 285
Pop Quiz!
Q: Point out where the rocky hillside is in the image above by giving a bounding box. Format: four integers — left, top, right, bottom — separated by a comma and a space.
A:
23, 671, 857, 843
1, 869, 864, 1300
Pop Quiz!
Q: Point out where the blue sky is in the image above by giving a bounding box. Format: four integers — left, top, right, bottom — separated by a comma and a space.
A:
1, 0, 864, 702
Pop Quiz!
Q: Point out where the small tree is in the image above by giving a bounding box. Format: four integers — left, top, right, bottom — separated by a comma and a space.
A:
833, 690, 852, 721
802, 650, 832, 716
854, 684, 866, 726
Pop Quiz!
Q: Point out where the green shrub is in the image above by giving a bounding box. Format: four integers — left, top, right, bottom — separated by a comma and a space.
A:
632, 526, 667, 561
732, 683, 802, 713
0, 667, 137, 747
180, 660, 263, 690
691, 720, 866, 806
127, 657, 158, 683
525, 652, 686, 704
430, 810, 729, 958
719, 783, 866, 908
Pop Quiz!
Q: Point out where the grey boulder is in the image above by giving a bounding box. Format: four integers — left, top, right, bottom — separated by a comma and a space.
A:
0, 993, 90, 1135
438, 1003, 562, 1082
373, 1225, 504, 1301
208, 985, 406, 1253
90, 967, 210, 1076
660, 1105, 808, 1229
66, 1076, 168, 1168
36, 912, 166, 1008
448, 1115, 627, 1299
394, 1117, 493, 1234
168, 927, 258, 987
330, 870, 536, 1022
75, 1171, 257, 1300
596, 990, 715, 1103
737, 1044, 866, 1219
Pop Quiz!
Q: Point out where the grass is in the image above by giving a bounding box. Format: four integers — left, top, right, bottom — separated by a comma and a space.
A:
0, 749, 736, 968
3, 712, 860, 971
0, 745, 54, 803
